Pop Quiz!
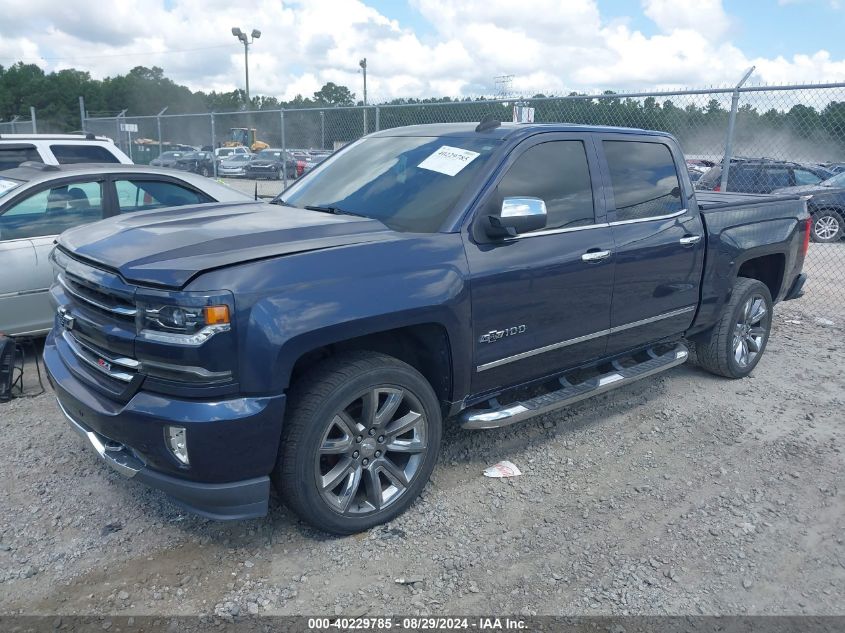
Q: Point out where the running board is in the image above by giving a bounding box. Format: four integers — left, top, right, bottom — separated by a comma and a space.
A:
460, 343, 689, 430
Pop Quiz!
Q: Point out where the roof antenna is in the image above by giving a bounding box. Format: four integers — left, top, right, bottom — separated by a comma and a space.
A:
475, 114, 501, 133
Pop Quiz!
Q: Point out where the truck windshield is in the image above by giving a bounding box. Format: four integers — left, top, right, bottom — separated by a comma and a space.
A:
276, 136, 502, 232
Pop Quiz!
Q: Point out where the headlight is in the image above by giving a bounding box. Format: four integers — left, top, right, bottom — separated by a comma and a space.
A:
140, 299, 232, 346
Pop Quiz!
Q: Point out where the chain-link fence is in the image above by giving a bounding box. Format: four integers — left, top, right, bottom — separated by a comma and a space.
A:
76, 83, 845, 315
0, 114, 36, 135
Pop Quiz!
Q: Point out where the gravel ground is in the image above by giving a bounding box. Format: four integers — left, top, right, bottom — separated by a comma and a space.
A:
0, 254, 843, 618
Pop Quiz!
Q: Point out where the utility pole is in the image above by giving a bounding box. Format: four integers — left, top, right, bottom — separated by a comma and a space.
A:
79, 96, 86, 131
359, 58, 368, 133
232, 27, 261, 107
156, 107, 168, 158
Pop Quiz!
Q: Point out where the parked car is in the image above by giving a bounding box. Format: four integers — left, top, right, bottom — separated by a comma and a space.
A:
44, 122, 809, 533
218, 154, 252, 177
174, 151, 215, 177
696, 158, 833, 193
819, 162, 845, 176
149, 151, 187, 169
214, 146, 251, 166
245, 148, 295, 180
0, 133, 132, 171
0, 162, 256, 336
774, 170, 845, 242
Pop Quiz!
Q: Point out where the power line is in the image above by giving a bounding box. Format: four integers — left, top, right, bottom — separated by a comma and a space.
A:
2, 43, 239, 64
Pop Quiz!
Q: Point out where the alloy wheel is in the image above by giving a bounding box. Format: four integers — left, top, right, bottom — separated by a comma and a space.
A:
315, 387, 428, 515
814, 214, 840, 241
732, 293, 768, 368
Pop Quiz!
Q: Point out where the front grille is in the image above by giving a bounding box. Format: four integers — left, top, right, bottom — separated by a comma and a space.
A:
58, 273, 136, 319
62, 330, 139, 383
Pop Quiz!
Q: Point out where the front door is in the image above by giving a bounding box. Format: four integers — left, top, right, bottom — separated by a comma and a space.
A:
2, 178, 107, 334
597, 136, 705, 355
465, 134, 615, 396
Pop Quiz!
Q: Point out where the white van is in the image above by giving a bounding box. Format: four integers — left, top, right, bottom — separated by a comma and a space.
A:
0, 134, 132, 171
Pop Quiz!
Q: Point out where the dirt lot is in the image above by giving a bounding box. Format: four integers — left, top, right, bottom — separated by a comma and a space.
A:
0, 248, 843, 618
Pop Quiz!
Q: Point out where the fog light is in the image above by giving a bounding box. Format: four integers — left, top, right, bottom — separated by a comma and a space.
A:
166, 426, 189, 465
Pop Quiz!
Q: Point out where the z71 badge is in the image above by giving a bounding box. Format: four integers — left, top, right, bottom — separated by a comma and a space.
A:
479, 325, 526, 343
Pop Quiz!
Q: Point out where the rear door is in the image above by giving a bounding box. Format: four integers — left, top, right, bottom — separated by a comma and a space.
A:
465, 133, 615, 395
597, 135, 705, 356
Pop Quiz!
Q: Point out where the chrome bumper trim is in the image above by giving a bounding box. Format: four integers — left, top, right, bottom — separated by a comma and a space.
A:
55, 398, 142, 478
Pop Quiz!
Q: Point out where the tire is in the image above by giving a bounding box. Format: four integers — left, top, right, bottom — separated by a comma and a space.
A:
274, 351, 442, 534
200, 166, 211, 177
695, 277, 773, 378
810, 209, 844, 243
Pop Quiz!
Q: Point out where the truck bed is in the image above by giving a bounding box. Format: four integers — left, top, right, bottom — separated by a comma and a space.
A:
696, 190, 802, 211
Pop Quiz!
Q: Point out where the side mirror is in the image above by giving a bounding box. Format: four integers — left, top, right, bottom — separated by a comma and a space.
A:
486, 197, 547, 238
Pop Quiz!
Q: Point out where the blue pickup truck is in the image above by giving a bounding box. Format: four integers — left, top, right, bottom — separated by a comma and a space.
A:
43, 121, 810, 534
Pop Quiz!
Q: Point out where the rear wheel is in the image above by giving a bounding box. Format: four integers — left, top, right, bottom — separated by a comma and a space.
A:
274, 351, 442, 534
810, 209, 844, 243
695, 277, 773, 378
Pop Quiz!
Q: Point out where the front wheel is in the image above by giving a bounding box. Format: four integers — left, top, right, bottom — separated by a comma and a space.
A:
810, 209, 844, 243
274, 351, 442, 534
695, 277, 773, 378
200, 165, 211, 177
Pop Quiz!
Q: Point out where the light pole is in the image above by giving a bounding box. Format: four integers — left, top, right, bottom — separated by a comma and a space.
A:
359, 57, 368, 133
232, 27, 261, 107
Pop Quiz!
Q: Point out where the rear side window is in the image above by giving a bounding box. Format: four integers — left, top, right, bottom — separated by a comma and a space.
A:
114, 179, 210, 213
603, 141, 683, 221
0, 146, 40, 171
497, 141, 595, 231
763, 167, 791, 191
728, 165, 762, 192
50, 144, 120, 164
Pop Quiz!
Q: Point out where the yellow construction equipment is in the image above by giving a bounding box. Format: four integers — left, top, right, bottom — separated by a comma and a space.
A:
224, 128, 269, 151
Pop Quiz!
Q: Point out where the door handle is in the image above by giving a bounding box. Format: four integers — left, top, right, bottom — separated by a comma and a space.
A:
679, 235, 702, 246
581, 249, 612, 263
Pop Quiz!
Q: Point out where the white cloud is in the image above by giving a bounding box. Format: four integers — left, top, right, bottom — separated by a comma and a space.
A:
0, 0, 842, 104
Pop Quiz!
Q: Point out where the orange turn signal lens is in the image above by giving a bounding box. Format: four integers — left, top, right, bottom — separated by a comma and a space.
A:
203, 305, 230, 325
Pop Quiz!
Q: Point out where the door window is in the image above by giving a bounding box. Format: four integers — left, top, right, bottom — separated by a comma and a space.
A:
603, 141, 683, 220
496, 141, 595, 231
114, 179, 209, 213
793, 168, 822, 186
0, 181, 104, 240
50, 144, 120, 164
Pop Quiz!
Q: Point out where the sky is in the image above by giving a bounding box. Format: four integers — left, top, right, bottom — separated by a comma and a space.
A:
0, 0, 843, 101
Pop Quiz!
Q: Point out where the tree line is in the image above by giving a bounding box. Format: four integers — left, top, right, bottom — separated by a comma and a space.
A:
2, 62, 843, 159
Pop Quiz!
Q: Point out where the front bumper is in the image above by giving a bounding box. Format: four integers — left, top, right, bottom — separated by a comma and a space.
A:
44, 332, 285, 520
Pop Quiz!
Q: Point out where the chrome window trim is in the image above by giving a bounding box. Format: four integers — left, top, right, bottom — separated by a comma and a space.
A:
0, 287, 50, 299
508, 222, 610, 239
476, 305, 696, 372
608, 208, 687, 226
503, 209, 687, 240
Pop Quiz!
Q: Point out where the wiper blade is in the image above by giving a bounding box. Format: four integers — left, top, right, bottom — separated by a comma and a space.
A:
303, 204, 368, 219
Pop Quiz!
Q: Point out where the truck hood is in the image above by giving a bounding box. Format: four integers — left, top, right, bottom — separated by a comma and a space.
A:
58, 201, 396, 289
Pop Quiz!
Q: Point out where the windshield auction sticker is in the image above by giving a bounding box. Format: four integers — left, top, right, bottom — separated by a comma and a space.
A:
418, 145, 480, 176
0, 179, 19, 196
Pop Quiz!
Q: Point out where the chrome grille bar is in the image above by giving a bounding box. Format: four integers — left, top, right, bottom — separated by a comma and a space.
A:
61, 330, 137, 382
58, 273, 137, 317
